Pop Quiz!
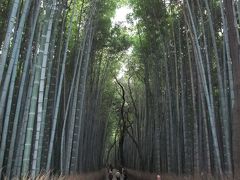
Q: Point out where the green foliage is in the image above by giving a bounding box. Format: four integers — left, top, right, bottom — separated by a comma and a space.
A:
108, 25, 132, 54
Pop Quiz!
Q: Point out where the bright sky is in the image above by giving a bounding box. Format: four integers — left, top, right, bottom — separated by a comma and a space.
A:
111, 6, 133, 26
113, 7, 129, 80
113, 6, 134, 80
117, 62, 128, 79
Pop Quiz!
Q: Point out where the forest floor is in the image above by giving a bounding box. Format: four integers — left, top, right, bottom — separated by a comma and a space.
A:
9, 170, 106, 180
125, 169, 234, 180
9, 169, 236, 180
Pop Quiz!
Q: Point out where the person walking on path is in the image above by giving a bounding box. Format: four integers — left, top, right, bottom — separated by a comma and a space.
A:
115, 170, 121, 180
108, 170, 113, 180
122, 167, 127, 180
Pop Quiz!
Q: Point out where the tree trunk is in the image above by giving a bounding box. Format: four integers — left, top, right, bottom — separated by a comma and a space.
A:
223, 0, 240, 177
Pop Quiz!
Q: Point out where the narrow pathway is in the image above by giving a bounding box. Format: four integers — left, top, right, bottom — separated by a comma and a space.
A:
124, 169, 156, 180
106, 169, 124, 180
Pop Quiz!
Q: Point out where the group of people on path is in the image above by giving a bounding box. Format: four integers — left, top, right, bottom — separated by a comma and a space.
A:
107, 164, 127, 180
107, 164, 161, 180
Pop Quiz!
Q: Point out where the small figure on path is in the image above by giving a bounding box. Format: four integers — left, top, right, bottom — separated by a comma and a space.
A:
157, 174, 161, 180
121, 167, 124, 174
115, 170, 121, 180
108, 170, 113, 180
122, 167, 127, 180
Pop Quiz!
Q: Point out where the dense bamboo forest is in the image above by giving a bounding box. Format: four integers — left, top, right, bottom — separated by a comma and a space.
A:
0, 0, 240, 179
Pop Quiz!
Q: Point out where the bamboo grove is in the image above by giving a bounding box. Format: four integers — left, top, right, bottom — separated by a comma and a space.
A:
1, 0, 240, 179
0, 0, 130, 177
120, 0, 240, 178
